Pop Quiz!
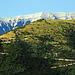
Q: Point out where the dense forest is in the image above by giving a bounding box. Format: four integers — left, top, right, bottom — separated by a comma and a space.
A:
0, 19, 75, 75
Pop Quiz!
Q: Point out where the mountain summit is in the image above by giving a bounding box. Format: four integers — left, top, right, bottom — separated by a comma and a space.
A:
0, 12, 75, 35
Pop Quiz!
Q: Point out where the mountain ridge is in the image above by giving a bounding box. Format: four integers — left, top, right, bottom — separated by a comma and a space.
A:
0, 12, 75, 35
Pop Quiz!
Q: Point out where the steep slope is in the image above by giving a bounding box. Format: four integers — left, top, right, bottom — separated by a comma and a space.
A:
0, 12, 75, 35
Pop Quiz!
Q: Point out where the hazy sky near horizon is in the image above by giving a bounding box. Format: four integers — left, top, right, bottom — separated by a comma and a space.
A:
0, 0, 75, 17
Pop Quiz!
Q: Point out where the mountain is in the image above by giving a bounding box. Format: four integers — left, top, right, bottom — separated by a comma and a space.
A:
0, 19, 75, 75
0, 19, 75, 59
0, 12, 75, 35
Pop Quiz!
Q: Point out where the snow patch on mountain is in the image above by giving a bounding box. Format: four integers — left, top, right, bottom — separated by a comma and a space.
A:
0, 12, 75, 35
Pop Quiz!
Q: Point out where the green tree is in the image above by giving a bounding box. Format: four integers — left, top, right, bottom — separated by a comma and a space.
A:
1, 36, 53, 75
0, 35, 33, 75
0, 39, 2, 46
0, 39, 2, 52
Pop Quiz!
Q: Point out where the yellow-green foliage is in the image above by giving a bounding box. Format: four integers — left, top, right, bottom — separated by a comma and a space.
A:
0, 19, 75, 58
0, 19, 75, 75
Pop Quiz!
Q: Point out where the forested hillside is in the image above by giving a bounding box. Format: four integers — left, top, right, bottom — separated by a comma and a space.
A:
0, 19, 75, 75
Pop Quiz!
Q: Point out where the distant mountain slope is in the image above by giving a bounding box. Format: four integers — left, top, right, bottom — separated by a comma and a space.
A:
0, 12, 75, 35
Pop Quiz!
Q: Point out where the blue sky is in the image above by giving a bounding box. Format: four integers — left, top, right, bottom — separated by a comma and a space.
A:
0, 0, 75, 17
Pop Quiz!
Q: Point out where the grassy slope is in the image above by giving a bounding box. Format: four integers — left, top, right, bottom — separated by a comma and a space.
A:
0, 19, 75, 58
0, 19, 75, 75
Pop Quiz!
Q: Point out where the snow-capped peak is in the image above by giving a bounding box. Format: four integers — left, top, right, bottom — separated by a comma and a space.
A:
0, 12, 75, 35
